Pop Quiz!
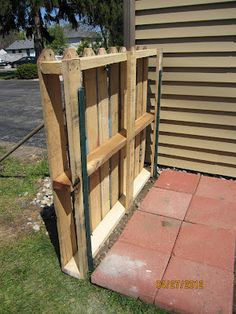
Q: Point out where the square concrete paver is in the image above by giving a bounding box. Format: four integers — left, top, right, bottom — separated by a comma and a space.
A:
196, 175, 236, 203
155, 170, 200, 194
186, 195, 236, 234
155, 256, 234, 314
173, 222, 235, 272
140, 187, 192, 220
119, 210, 181, 255
92, 170, 235, 313
91, 240, 170, 303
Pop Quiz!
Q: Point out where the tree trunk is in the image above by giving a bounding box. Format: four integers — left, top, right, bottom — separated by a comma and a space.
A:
34, 10, 44, 59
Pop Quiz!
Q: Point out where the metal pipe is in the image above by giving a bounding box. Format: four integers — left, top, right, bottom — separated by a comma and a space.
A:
78, 87, 93, 272
153, 69, 163, 178
0, 122, 44, 163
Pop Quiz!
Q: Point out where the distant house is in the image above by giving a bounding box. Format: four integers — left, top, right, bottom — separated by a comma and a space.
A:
4, 28, 99, 62
5, 39, 35, 57
63, 28, 99, 48
4, 39, 35, 63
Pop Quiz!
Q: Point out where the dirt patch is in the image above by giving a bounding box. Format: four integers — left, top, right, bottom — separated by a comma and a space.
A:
0, 202, 44, 243
0, 140, 46, 161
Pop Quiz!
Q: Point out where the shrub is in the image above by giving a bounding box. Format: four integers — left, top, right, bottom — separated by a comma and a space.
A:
16, 64, 38, 79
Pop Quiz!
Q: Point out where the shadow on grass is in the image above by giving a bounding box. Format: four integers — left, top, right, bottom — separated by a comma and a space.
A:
40, 204, 61, 265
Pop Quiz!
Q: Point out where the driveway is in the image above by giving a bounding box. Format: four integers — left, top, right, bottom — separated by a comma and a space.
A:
0, 80, 45, 147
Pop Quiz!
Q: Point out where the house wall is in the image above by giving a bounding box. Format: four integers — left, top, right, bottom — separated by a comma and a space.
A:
5, 48, 35, 61
134, 0, 236, 177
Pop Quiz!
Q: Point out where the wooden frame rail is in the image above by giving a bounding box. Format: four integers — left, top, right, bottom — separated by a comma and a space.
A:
38, 47, 162, 279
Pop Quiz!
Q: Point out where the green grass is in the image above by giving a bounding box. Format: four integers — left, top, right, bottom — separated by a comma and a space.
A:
0, 150, 167, 313
0, 232, 166, 314
0, 70, 17, 80
0, 149, 49, 224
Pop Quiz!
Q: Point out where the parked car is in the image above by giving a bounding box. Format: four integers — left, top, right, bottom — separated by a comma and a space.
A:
11, 56, 36, 68
0, 59, 9, 67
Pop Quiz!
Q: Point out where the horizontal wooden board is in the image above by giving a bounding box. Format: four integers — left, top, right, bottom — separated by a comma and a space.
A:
149, 56, 236, 68
159, 145, 236, 165
159, 123, 236, 140
136, 8, 236, 25
158, 155, 236, 177
156, 99, 236, 113
160, 110, 236, 126
136, 42, 236, 53
149, 71, 236, 83
159, 134, 236, 153
151, 84, 236, 98
136, 0, 236, 10
136, 25, 236, 40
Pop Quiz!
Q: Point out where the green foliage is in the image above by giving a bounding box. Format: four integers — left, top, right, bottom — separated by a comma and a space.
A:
17, 31, 26, 40
16, 64, 38, 79
0, 1, 123, 57
76, 38, 102, 56
46, 25, 68, 55
0, 70, 17, 80
76, 0, 123, 47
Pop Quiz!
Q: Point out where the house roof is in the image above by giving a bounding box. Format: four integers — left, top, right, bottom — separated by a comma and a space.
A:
6, 28, 99, 51
63, 28, 99, 39
6, 39, 34, 50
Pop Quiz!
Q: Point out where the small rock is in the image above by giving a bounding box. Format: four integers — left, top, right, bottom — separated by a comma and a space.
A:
27, 217, 32, 221
33, 224, 40, 232
27, 222, 32, 225
23, 192, 29, 196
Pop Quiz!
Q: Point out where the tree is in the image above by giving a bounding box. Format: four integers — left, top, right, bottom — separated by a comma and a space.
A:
74, 0, 123, 48
0, 0, 78, 58
46, 25, 67, 55
0, 0, 123, 58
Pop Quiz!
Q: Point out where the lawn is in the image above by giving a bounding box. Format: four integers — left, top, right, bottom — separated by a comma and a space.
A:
0, 70, 17, 80
0, 148, 166, 314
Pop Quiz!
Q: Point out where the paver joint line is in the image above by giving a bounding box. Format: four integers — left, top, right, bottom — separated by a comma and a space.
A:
91, 170, 235, 314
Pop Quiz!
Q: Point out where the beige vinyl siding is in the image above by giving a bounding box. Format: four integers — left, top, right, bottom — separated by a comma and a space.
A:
135, 0, 236, 177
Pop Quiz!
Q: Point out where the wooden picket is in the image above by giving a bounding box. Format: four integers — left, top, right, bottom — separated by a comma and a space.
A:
38, 47, 162, 279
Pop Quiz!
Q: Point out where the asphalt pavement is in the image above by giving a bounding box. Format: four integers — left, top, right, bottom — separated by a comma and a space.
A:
0, 80, 46, 147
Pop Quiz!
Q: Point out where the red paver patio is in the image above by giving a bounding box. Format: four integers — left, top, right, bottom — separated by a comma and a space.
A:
91, 170, 236, 313
139, 187, 192, 220
155, 256, 234, 314
119, 210, 181, 254
173, 222, 235, 272
186, 195, 236, 234
154, 170, 200, 194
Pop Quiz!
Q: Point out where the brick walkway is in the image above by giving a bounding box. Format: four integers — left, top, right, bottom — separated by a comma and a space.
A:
92, 170, 236, 313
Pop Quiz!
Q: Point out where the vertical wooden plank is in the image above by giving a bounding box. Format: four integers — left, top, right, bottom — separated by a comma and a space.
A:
108, 47, 120, 207
97, 48, 110, 218
123, 0, 135, 49
83, 48, 102, 231
134, 48, 143, 177
61, 48, 89, 277
38, 49, 77, 269
140, 53, 149, 172
125, 48, 136, 210
119, 47, 127, 198
151, 50, 163, 176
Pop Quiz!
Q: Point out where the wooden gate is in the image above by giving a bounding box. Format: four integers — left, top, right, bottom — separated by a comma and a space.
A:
38, 47, 162, 278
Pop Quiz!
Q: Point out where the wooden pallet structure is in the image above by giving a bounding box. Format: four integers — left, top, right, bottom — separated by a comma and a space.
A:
38, 46, 162, 279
